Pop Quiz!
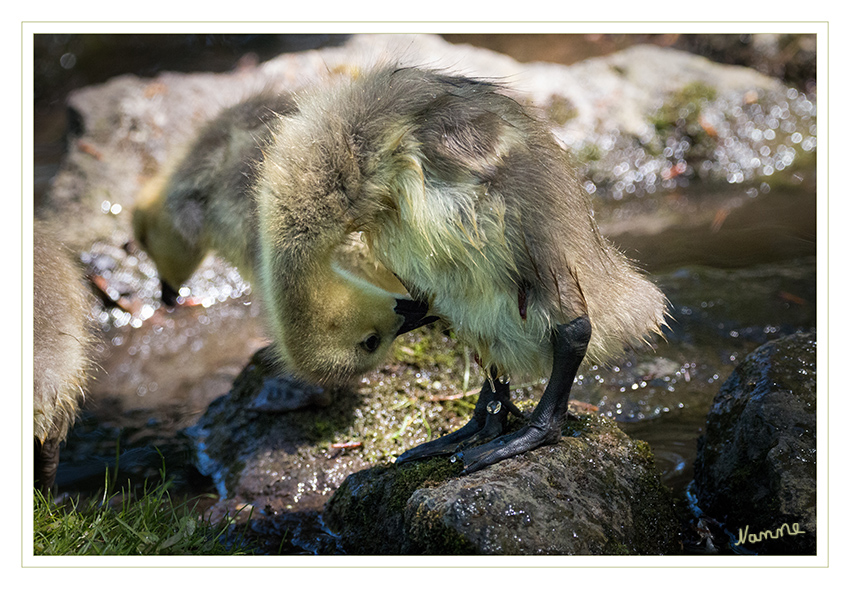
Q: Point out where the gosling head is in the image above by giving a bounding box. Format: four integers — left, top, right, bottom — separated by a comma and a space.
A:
132, 176, 206, 305
266, 263, 435, 384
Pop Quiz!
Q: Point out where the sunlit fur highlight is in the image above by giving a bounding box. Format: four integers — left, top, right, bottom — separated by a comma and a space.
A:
255, 65, 668, 384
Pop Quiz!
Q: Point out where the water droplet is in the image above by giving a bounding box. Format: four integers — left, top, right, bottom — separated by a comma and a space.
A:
486, 400, 502, 414
59, 52, 77, 69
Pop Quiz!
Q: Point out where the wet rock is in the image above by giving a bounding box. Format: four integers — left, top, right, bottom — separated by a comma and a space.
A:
186, 321, 686, 555
183, 321, 484, 550
244, 348, 332, 412
186, 348, 368, 516
693, 332, 816, 554
324, 406, 680, 555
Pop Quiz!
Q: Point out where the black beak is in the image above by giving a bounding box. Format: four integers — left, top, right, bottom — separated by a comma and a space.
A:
394, 298, 439, 336
160, 280, 179, 307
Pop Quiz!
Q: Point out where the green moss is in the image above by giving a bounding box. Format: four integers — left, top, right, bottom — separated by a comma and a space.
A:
650, 81, 718, 135
324, 456, 465, 554
328, 458, 462, 526
561, 412, 595, 437
407, 505, 477, 555
624, 442, 681, 554
311, 419, 334, 441
388, 457, 463, 511
602, 539, 632, 555
631, 439, 656, 466
391, 326, 461, 368
562, 412, 681, 554
546, 94, 578, 126
443, 398, 476, 422
680, 81, 718, 104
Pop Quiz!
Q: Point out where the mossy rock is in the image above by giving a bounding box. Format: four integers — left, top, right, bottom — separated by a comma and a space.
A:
324, 407, 681, 555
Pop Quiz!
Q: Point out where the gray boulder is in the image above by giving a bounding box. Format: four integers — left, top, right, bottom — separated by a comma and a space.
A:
693, 332, 816, 554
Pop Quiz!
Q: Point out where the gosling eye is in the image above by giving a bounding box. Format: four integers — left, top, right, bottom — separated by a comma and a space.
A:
360, 333, 381, 353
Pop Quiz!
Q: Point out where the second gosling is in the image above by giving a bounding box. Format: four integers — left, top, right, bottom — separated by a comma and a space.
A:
133, 92, 298, 304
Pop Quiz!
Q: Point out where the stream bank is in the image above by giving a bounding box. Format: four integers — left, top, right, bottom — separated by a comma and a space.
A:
35, 33, 817, 555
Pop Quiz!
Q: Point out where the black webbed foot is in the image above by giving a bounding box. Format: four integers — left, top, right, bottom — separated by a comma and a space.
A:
454, 315, 592, 474
396, 371, 515, 464
455, 422, 560, 474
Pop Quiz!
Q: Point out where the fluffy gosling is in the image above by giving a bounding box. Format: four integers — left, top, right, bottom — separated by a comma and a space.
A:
254, 66, 667, 473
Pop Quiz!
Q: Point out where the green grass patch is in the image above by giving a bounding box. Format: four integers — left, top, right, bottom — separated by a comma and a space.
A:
33, 464, 256, 556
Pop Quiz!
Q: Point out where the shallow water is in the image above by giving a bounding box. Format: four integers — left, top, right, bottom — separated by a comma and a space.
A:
589, 180, 816, 492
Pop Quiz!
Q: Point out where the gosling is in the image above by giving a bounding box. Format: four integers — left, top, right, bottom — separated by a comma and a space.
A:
133, 91, 298, 304
255, 65, 667, 473
33, 220, 93, 492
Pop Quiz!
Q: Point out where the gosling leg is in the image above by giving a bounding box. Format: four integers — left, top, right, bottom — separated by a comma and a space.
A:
456, 315, 591, 474
160, 279, 180, 307
396, 368, 518, 464
34, 438, 59, 494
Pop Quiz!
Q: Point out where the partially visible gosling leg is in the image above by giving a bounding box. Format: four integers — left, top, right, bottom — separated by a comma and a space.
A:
397, 367, 520, 463
34, 438, 60, 494
456, 316, 592, 474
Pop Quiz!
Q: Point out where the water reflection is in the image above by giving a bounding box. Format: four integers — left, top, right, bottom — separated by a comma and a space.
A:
557, 85, 816, 203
